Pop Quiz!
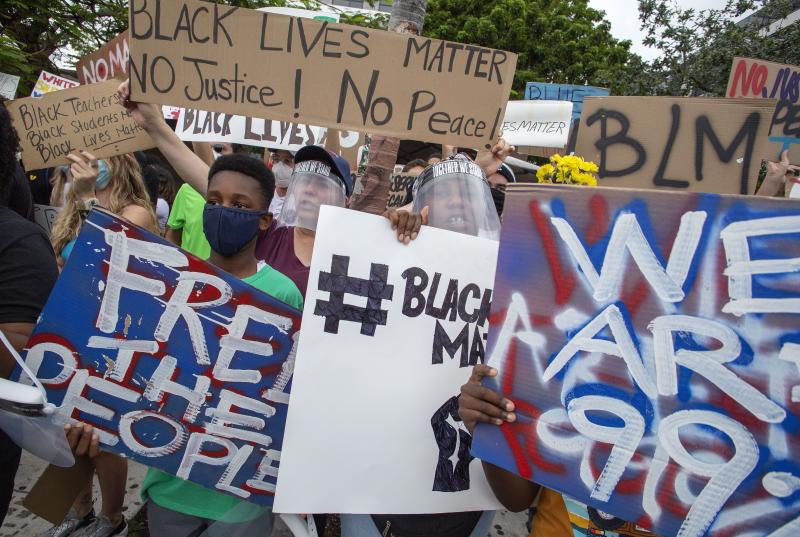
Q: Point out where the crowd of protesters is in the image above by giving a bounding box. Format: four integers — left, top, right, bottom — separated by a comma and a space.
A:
0, 62, 797, 537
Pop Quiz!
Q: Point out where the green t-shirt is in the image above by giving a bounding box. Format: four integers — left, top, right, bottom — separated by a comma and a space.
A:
141, 264, 303, 521
167, 183, 212, 260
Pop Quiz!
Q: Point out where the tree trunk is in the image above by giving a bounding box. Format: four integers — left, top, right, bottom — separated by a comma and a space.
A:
348, 0, 427, 214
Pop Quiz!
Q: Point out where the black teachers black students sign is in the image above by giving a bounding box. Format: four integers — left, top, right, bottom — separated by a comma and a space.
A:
128, 0, 518, 148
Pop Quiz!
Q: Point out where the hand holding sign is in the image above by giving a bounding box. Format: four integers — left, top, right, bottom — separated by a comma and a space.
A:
458, 364, 515, 433
65, 151, 99, 199
117, 79, 163, 131
383, 206, 428, 244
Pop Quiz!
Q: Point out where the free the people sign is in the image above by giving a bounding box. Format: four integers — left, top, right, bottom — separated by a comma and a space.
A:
13, 209, 302, 505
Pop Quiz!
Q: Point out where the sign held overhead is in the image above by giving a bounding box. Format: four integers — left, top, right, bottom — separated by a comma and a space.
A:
8, 78, 155, 169
127, 0, 517, 148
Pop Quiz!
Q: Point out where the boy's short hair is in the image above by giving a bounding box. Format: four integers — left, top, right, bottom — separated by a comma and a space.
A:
208, 154, 275, 208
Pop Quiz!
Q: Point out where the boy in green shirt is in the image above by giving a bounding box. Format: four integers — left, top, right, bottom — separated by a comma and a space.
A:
143, 153, 303, 536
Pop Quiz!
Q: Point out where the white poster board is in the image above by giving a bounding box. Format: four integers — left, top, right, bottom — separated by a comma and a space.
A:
500, 100, 573, 148
176, 108, 361, 153
0, 72, 20, 99
275, 207, 503, 514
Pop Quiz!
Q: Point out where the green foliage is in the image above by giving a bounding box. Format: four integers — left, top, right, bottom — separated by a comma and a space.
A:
0, 0, 130, 94
422, 0, 643, 96
639, 0, 800, 96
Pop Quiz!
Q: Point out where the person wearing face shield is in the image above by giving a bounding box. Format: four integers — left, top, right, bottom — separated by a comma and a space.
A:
410, 155, 502, 241
371, 151, 571, 537
339, 156, 501, 537
253, 145, 352, 295
267, 149, 295, 218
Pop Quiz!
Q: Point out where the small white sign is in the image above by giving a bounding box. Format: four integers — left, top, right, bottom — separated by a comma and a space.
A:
0, 72, 20, 99
501, 100, 573, 148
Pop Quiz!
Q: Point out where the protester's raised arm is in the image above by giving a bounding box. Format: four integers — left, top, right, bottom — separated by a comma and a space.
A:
192, 142, 215, 167
117, 80, 211, 197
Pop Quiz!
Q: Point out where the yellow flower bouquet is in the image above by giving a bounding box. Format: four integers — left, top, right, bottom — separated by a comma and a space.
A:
536, 154, 599, 186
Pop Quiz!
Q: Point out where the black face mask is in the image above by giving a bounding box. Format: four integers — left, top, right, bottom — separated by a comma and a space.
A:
490, 187, 505, 217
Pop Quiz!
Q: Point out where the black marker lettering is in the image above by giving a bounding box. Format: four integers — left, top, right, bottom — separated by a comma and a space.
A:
348, 30, 370, 59
587, 108, 646, 177
653, 104, 688, 189
695, 112, 759, 195
130, 0, 153, 39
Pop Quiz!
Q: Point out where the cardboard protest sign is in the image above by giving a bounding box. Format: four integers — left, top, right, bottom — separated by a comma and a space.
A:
500, 100, 573, 148
33, 204, 61, 237
31, 70, 79, 97
128, 0, 517, 149
473, 184, 800, 537
275, 206, 503, 513
8, 78, 155, 170
525, 82, 609, 121
77, 31, 130, 84
726, 56, 800, 104
12, 209, 302, 506
574, 96, 800, 195
385, 173, 417, 208
769, 98, 800, 153
0, 72, 20, 99
725, 58, 800, 159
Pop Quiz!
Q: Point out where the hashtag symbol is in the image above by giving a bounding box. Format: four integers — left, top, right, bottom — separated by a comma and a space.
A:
314, 254, 394, 336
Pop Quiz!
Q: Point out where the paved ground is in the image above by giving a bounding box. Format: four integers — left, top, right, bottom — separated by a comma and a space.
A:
3, 453, 530, 536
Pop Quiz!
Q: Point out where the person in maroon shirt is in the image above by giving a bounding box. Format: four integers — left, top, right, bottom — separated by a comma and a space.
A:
254, 146, 351, 296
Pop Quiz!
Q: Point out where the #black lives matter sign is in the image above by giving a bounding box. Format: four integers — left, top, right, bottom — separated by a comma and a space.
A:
128, 0, 517, 148
274, 206, 502, 514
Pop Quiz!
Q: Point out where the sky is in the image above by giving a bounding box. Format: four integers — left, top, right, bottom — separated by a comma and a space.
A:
587, 0, 730, 61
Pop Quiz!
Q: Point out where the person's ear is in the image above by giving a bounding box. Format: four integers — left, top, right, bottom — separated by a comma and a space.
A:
259, 212, 273, 231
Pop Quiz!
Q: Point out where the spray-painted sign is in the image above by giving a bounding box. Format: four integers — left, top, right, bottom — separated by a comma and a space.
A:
76, 31, 130, 85
12, 209, 302, 506
473, 184, 800, 537
31, 70, 79, 97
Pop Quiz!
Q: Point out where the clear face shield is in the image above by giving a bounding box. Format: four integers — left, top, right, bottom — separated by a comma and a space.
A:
412, 159, 502, 241
276, 160, 347, 231
0, 330, 74, 468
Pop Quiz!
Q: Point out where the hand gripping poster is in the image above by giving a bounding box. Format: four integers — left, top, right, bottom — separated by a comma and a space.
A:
472, 184, 800, 537
274, 206, 503, 514
12, 209, 302, 506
